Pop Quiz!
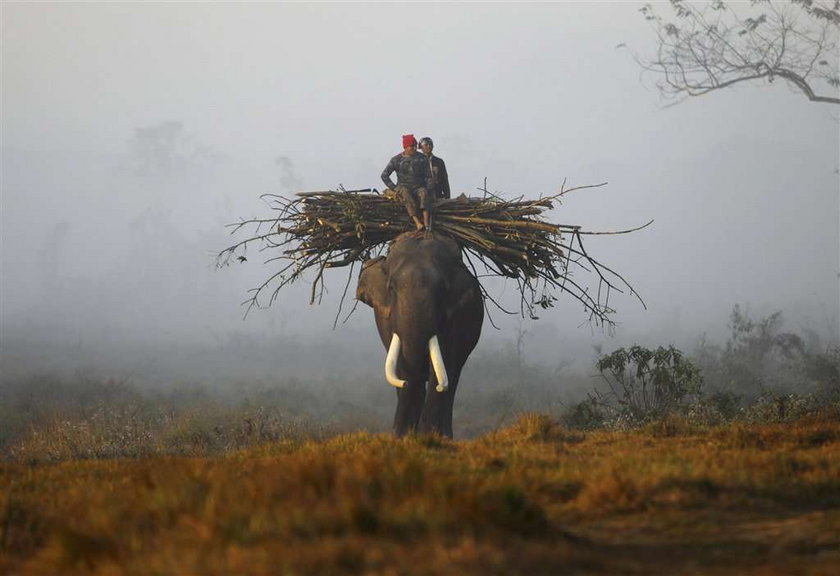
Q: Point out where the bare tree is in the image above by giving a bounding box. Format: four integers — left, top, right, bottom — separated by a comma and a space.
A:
131, 121, 188, 175
635, 0, 839, 105
130, 121, 219, 175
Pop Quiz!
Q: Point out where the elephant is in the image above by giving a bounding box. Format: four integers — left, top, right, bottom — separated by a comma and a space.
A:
356, 232, 484, 437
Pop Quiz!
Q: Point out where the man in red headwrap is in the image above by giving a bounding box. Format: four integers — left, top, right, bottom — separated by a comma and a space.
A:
381, 134, 433, 231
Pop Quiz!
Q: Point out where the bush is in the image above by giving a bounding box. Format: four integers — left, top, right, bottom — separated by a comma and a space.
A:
805, 345, 840, 398
561, 398, 606, 430
591, 345, 703, 424
696, 305, 811, 400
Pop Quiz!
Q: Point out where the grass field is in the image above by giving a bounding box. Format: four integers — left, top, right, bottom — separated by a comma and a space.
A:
2, 412, 838, 575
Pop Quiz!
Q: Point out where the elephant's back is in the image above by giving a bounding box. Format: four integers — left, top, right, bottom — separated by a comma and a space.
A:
389, 231, 462, 263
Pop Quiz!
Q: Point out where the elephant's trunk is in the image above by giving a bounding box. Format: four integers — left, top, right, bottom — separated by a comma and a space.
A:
428, 335, 448, 392
385, 333, 406, 388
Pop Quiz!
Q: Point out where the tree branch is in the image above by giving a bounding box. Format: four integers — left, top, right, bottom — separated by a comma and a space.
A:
633, 0, 839, 105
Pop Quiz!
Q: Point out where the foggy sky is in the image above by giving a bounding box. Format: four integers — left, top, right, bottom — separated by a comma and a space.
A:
2, 2, 838, 383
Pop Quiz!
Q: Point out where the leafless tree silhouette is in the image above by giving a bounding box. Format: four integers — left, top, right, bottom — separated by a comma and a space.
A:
634, 0, 839, 106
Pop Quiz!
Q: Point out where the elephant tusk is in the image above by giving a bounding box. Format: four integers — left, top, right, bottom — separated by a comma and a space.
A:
385, 333, 405, 389
429, 335, 449, 392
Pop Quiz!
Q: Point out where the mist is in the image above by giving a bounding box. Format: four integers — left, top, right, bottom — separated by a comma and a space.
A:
2, 2, 838, 401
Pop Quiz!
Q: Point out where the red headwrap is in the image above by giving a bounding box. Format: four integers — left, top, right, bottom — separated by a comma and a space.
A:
402, 134, 417, 149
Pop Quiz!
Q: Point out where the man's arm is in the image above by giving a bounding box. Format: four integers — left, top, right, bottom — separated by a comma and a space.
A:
438, 158, 451, 199
381, 156, 398, 190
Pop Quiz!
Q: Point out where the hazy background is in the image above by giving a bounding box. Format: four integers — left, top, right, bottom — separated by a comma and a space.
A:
2, 2, 838, 394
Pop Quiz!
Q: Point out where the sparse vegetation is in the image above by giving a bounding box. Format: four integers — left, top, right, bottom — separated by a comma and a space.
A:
692, 305, 839, 410
0, 375, 376, 464
561, 305, 840, 432
2, 306, 839, 573
3, 305, 838, 460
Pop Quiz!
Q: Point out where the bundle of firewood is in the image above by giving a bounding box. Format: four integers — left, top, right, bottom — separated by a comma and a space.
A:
218, 185, 648, 324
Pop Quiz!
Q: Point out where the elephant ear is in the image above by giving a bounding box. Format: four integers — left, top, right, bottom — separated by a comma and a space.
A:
445, 263, 481, 320
356, 256, 389, 311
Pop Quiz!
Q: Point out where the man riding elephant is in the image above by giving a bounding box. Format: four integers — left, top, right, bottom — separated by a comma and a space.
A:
381, 134, 433, 231
419, 137, 450, 201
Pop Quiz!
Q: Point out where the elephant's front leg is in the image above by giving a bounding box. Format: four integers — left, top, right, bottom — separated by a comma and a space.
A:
423, 378, 462, 438
421, 341, 462, 438
393, 380, 426, 437
420, 362, 453, 436
420, 385, 450, 437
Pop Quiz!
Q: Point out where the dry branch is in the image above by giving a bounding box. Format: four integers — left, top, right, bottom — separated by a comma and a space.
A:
217, 183, 649, 326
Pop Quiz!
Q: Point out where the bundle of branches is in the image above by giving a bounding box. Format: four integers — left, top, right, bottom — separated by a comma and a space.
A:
217, 183, 649, 326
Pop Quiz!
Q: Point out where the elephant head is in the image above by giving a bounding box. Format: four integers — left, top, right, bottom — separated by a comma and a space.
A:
356, 232, 484, 437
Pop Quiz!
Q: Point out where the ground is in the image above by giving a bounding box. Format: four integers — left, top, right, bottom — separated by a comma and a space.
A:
2, 414, 838, 575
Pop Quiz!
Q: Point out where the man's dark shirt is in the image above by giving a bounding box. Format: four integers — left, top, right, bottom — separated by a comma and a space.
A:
427, 155, 451, 199
381, 151, 431, 191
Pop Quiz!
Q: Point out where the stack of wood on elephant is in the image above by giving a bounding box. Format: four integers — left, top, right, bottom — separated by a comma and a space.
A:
218, 184, 649, 437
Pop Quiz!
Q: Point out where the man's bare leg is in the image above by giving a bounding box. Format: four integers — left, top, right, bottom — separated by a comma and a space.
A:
417, 187, 432, 232
397, 185, 425, 230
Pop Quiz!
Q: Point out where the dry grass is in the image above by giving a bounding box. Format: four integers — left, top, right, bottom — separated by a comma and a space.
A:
5, 404, 333, 464
2, 412, 839, 575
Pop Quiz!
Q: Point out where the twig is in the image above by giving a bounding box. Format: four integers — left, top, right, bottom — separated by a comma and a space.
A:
217, 183, 647, 326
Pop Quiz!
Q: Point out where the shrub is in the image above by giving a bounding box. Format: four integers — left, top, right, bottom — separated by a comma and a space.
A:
698, 305, 809, 400
805, 345, 840, 399
561, 398, 606, 430
592, 345, 703, 424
